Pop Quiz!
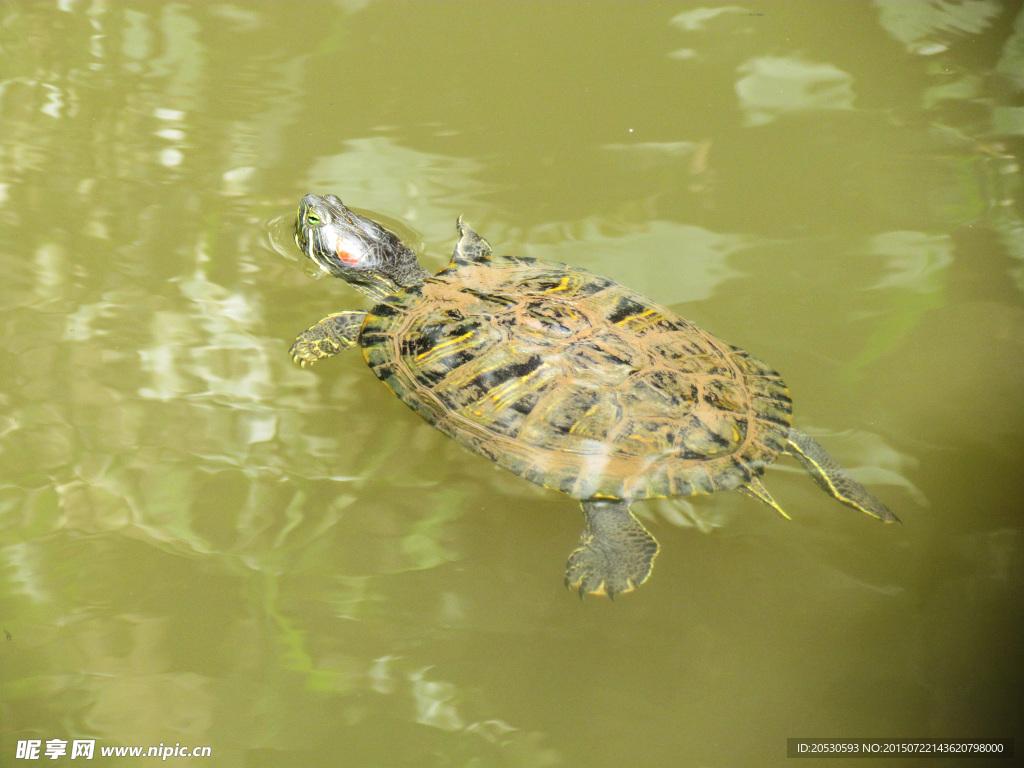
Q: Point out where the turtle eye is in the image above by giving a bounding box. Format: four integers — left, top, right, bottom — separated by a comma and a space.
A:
305, 210, 321, 226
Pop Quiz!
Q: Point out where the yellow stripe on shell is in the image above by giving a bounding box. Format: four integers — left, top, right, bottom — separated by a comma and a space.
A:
614, 308, 662, 327
414, 330, 479, 365
541, 275, 574, 293
484, 365, 546, 410
567, 401, 602, 435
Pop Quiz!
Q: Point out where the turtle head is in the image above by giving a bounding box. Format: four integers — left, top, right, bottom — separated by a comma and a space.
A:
294, 194, 427, 300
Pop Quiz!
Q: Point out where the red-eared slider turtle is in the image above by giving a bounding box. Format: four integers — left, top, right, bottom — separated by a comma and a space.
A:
290, 194, 898, 598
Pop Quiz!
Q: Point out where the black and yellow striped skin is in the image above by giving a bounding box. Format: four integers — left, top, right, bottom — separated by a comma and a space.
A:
359, 254, 792, 502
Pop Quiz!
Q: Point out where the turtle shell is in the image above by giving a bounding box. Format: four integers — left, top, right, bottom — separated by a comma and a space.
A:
359, 254, 792, 501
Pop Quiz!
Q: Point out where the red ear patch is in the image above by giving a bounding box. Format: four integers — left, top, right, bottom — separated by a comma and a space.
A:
336, 245, 359, 264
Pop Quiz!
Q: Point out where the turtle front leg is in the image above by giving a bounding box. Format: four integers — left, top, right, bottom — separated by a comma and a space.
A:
290, 310, 367, 367
565, 500, 660, 599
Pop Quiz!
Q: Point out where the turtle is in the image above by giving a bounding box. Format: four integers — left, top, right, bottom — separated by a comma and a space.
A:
289, 194, 898, 598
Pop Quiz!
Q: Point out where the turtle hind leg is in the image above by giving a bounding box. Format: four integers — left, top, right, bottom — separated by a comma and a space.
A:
290, 310, 367, 367
786, 428, 900, 523
565, 500, 660, 599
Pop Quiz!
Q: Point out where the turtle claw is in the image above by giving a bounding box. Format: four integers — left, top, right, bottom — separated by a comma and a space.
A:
290, 335, 342, 367
565, 565, 633, 600
565, 575, 588, 601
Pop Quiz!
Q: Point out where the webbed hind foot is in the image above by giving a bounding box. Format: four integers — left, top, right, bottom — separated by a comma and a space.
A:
786, 429, 899, 523
565, 500, 659, 599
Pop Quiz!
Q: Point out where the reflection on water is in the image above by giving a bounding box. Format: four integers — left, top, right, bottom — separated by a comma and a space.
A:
1, 1, 1022, 766
735, 56, 856, 127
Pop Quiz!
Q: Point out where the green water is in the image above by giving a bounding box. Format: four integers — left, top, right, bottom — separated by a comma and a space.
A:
1, 2, 1022, 766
